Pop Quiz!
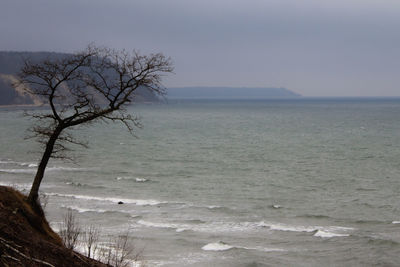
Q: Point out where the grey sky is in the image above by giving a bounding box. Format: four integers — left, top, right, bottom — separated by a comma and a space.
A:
1, 0, 399, 96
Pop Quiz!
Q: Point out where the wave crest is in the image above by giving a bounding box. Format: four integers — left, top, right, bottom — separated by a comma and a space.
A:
201, 241, 285, 252
47, 192, 166, 206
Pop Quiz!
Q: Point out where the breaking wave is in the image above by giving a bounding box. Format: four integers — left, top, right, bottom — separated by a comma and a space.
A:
19, 162, 38, 168
136, 219, 352, 238
60, 205, 137, 217
260, 221, 353, 237
201, 241, 233, 251
313, 230, 349, 238
0, 168, 36, 174
46, 192, 167, 206
61, 205, 108, 213
47, 166, 89, 172
201, 241, 285, 252
0, 166, 87, 174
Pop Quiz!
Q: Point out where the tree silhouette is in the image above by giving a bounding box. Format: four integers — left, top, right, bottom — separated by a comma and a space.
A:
16, 45, 173, 206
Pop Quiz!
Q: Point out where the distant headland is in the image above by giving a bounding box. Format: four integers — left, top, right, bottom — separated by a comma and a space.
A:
166, 87, 301, 99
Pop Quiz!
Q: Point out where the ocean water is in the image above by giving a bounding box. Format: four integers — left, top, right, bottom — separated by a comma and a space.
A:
1, 98, 400, 266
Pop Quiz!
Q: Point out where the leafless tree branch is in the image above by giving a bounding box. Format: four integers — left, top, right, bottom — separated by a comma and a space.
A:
16, 44, 174, 205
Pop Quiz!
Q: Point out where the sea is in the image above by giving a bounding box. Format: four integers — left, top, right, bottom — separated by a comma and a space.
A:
0, 98, 400, 266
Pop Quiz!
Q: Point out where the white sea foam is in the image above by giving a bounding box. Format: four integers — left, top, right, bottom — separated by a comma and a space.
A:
313, 230, 350, 238
61, 205, 108, 213
259, 221, 353, 237
266, 222, 317, 232
47, 192, 166, 206
207, 205, 222, 209
116, 176, 130, 180
0, 166, 86, 174
116, 176, 149, 182
0, 160, 19, 164
0, 161, 76, 171
0, 160, 36, 168
62, 205, 137, 216
0, 161, 37, 168
137, 220, 276, 233
137, 220, 182, 231
0, 168, 36, 174
201, 242, 284, 252
202, 242, 234, 251
0, 181, 32, 189
0, 181, 56, 190
47, 166, 88, 172
19, 162, 37, 167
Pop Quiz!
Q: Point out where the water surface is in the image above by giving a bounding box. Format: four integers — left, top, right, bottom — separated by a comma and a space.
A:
1, 98, 399, 266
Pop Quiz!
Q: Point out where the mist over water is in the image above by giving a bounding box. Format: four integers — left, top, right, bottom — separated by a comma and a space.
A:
1, 98, 400, 266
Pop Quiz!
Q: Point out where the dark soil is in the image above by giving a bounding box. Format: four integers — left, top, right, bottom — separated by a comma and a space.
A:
0, 186, 107, 267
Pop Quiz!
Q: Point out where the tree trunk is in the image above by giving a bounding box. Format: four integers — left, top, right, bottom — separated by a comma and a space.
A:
28, 128, 62, 205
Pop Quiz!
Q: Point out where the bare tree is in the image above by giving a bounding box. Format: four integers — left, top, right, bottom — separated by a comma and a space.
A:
17, 45, 173, 206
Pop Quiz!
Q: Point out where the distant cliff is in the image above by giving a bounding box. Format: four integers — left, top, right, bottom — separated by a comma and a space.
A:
0, 51, 160, 105
167, 87, 301, 99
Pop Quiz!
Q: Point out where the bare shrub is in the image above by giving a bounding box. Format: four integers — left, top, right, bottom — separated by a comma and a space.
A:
113, 233, 133, 267
97, 231, 142, 267
57, 214, 144, 266
59, 210, 81, 250
83, 224, 100, 258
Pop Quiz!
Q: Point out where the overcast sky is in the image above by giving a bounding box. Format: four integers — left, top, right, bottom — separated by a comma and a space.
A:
1, 0, 399, 96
